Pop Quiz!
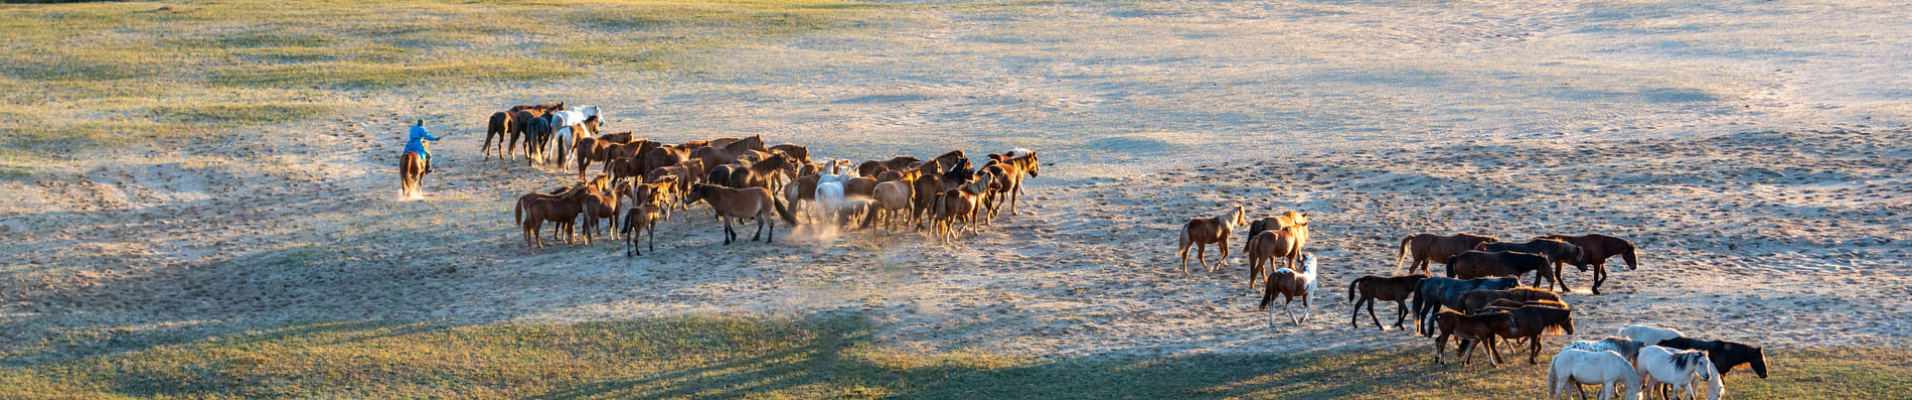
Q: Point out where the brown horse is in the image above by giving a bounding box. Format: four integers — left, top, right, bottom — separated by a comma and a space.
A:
1447, 251, 1560, 289
1434, 310, 1510, 367
578, 180, 628, 244
399, 152, 427, 199
985, 150, 1040, 216
1397, 233, 1500, 275
860, 156, 922, 177
684, 184, 796, 245
1457, 288, 1562, 314
514, 184, 589, 248
646, 165, 697, 210
1243, 229, 1300, 288
622, 202, 663, 257
1176, 205, 1247, 274
1348, 274, 1429, 331
1478, 238, 1590, 292
483, 111, 511, 160
1537, 234, 1639, 295
1243, 211, 1309, 255
596, 131, 634, 144
691, 135, 767, 169
769, 143, 810, 164
869, 178, 914, 231
726, 152, 797, 191
1494, 305, 1574, 364
931, 170, 993, 242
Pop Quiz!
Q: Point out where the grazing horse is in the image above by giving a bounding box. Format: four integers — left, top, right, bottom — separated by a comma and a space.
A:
1433, 309, 1509, 366
1176, 205, 1247, 274
483, 111, 511, 160
684, 184, 796, 245
1548, 349, 1644, 400
1494, 305, 1574, 364
1639, 346, 1719, 400
1243, 229, 1301, 288
1348, 274, 1428, 331
1657, 337, 1769, 379
1457, 288, 1562, 314
1258, 253, 1318, 326
1619, 325, 1684, 347
1412, 276, 1521, 336
1397, 233, 1499, 275
1447, 251, 1560, 289
1479, 238, 1590, 292
1538, 234, 1639, 295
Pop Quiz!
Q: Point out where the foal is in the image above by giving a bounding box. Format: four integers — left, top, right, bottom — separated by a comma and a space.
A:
1176, 205, 1246, 274
1258, 253, 1319, 326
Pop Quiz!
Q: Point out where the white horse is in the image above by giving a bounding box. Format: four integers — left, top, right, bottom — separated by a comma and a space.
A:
1259, 253, 1318, 326
1639, 346, 1721, 400
1549, 349, 1643, 400
548, 106, 601, 162
1620, 325, 1684, 347
1566, 338, 1648, 363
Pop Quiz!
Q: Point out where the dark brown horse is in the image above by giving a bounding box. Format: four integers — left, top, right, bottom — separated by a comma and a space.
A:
726, 152, 797, 191
860, 155, 922, 177
1537, 234, 1639, 295
684, 184, 797, 245
483, 111, 511, 160
1397, 233, 1500, 275
690, 135, 767, 169
1447, 251, 1559, 289
1434, 310, 1509, 367
1493, 305, 1574, 364
769, 143, 810, 164
399, 152, 426, 199
1457, 288, 1562, 314
1478, 238, 1589, 292
514, 183, 589, 248
1348, 274, 1428, 331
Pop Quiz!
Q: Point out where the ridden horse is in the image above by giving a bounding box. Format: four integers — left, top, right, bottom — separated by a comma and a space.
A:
483, 111, 512, 160
1348, 274, 1428, 331
1433, 309, 1509, 366
1412, 276, 1520, 336
1619, 325, 1684, 347
684, 184, 796, 245
399, 151, 427, 199
1243, 229, 1301, 289
1258, 253, 1319, 326
1176, 205, 1246, 274
1479, 238, 1590, 292
1639, 346, 1719, 400
1657, 337, 1769, 379
1538, 234, 1639, 295
1447, 251, 1560, 290
1548, 349, 1643, 400
1397, 233, 1499, 275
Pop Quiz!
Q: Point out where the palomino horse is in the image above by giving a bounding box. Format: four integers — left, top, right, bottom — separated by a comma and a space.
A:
1176, 205, 1246, 274
399, 151, 427, 199
684, 184, 797, 245
1396, 232, 1499, 275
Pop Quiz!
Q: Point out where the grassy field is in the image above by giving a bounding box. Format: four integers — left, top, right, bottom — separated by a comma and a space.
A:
0, 315, 1906, 399
0, 0, 881, 155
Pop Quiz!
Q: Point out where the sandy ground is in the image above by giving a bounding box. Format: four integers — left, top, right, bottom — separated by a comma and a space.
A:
4, 0, 1911, 361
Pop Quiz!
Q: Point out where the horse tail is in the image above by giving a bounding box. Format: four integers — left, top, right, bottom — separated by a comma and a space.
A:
1348, 277, 1364, 303
773, 196, 797, 225
1545, 359, 1559, 399
1258, 278, 1278, 310
514, 196, 526, 225
1394, 235, 1413, 274
1444, 255, 1460, 278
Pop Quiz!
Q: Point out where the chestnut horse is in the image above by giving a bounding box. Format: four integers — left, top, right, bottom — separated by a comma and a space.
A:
1397, 233, 1499, 275
1176, 205, 1246, 274
399, 152, 426, 199
1244, 229, 1300, 289
684, 184, 797, 245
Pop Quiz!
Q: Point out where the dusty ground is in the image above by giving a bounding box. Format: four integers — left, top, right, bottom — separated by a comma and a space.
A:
4, 0, 1911, 362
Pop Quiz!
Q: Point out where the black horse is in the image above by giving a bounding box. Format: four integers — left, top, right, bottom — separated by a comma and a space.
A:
1411, 276, 1520, 336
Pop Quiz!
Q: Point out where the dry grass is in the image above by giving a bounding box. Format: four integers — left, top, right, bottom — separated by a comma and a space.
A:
0, 315, 1903, 399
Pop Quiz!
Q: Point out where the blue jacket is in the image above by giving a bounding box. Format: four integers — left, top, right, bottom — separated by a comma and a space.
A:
404, 125, 438, 155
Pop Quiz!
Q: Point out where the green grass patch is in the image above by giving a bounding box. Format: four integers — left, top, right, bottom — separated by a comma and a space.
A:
0, 165, 29, 180
151, 103, 330, 124
0, 315, 1905, 399
207, 60, 586, 89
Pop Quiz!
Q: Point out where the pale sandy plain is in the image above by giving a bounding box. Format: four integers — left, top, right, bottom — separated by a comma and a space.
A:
4, 0, 1911, 361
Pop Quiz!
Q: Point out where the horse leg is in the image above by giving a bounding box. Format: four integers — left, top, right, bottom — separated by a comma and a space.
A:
1246, 256, 1260, 289
1528, 336, 1543, 365
1435, 334, 1447, 364
1196, 244, 1211, 272
1351, 297, 1365, 329
722, 217, 734, 245
1592, 265, 1607, 295
1369, 299, 1386, 331
1214, 238, 1230, 271
1285, 297, 1299, 324
1178, 243, 1191, 274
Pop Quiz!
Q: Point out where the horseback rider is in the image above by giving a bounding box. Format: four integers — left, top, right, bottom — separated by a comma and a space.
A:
404, 119, 439, 173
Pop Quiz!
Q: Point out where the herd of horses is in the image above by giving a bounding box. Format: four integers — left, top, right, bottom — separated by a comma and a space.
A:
1179, 212, 1768, 400
402, 102, 1770, 400
475, 102, 1042, 254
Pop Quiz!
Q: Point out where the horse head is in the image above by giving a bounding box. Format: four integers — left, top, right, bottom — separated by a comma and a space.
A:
1751, 347, 1768, 378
